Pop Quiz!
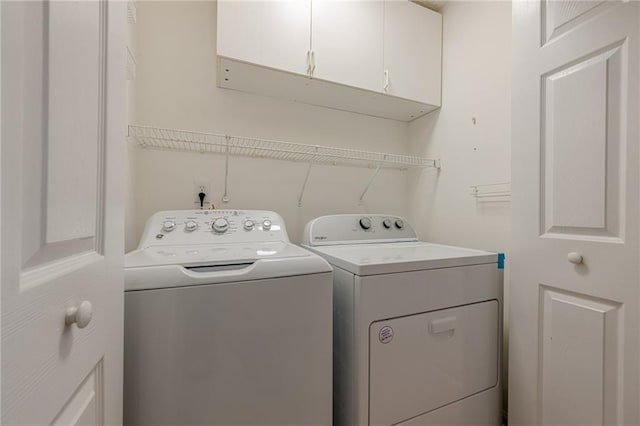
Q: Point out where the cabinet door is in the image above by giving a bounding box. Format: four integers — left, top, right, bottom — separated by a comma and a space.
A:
217, 0, 311, 76
311, 0, 384, 92
384, 1, 442, 105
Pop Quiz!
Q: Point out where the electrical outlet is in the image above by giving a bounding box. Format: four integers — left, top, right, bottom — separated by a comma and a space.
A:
193, 181, 210, 209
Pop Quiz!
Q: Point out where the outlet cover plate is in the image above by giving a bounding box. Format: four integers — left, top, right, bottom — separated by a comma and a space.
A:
193, 181, 210, 209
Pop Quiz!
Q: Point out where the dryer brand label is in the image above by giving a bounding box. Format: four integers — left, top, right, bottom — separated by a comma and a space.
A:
379, 326, 393, 344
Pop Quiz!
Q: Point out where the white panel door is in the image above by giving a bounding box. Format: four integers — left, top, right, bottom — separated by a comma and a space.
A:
383, 1, 442, 106
510, 1, 639, 425
216, 0, 312, 76
1, 1, 125, 424
311, 0, 384, 92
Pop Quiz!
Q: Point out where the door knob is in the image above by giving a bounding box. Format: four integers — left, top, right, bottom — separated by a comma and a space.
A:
567, 252, 583, 265
65, 300, 93, 328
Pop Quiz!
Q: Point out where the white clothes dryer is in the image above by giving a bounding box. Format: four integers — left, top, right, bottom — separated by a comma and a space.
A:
124, 210, 332, 425
302, 214, 502, 426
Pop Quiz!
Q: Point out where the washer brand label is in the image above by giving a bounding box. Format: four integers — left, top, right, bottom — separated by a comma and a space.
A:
314, 236, 327, 241
379, 326, 393, 344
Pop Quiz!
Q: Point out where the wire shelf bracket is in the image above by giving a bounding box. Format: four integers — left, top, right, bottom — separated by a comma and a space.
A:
298, 146, 319, 207
359, 155, 387, 204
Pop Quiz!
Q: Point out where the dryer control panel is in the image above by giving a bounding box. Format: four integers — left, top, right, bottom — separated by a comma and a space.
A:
137, 210, 289, 249
302, 214, 418, 246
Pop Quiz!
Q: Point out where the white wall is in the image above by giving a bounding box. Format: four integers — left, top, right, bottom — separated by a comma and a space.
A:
407, 0, 512, 410
128, 0, 412, 250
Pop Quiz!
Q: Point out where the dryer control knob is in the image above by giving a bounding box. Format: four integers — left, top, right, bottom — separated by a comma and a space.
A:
212, 218, 229, 233
359, 217, 372, 230
382, 219, 392, 229
262, 220, 272, 231
395, 219, 404, 229
162, 221, 176, 232
185, 220, 198, 232
244, 220, 255, 231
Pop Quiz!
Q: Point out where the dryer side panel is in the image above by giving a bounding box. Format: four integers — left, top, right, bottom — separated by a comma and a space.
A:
332, 267, 357, 426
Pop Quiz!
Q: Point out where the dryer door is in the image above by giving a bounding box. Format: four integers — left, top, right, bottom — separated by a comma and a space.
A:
369, 300, 499, 425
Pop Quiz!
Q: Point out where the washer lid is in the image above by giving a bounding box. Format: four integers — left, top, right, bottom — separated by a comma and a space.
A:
124, 242, 332, 291
304, 241, 498, 276
125, 241, 313, 269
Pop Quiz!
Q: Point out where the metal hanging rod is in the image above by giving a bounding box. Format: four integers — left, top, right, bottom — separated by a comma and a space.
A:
128, 125, 440, 170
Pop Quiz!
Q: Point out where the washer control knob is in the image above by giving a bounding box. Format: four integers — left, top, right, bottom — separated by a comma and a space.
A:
382, 219, 393, 229
162, 221, 176, 232
212, 218, 229, 233
185, 220, 198, 232
359, 217, 372, 230
262, 220, 272, 231
395, 219, 404, 229
244, 220, 255, 231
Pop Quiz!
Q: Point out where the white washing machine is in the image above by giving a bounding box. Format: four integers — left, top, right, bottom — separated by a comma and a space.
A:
124, 210, 332, 425
302, 214, 502, 426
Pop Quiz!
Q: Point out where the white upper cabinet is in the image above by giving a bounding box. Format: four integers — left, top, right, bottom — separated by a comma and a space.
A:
216, 0, 311, 76
216, 0, 442, 121
311, 0, 384, 92
383, 1, 442, 105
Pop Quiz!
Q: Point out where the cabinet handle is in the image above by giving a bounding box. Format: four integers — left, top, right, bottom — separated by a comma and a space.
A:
311, 50, 316, 74
306, 50, 311, 76
383, 69, 389, 92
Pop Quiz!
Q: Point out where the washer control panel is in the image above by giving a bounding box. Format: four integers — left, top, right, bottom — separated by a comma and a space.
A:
303, 214, 418, 246
137, 210, 289, 248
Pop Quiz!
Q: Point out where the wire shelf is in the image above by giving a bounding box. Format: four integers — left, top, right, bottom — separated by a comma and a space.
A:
469, 182, 511, 200
127, 125, 440, 171
127, 0, 137, 24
